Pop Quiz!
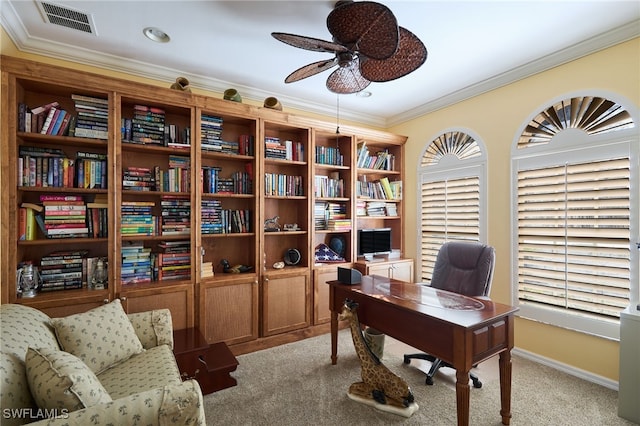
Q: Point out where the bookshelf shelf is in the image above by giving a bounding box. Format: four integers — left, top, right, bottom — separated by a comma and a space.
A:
315, 163, 350, 170
357, 168, 401, 175
17, 132, 108, 147
202, 233, 255, 239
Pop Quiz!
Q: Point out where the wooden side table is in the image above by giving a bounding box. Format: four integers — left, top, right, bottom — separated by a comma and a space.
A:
173, 327, 239, 395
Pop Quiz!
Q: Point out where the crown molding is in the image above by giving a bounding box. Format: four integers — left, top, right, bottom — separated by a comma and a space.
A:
387, 20, 640, 127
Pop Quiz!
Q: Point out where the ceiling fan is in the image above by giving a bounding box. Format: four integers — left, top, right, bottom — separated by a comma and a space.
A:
272, 0, 428, 95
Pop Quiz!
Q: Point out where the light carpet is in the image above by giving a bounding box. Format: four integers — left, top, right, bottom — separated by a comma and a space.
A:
203, 330, 633, 425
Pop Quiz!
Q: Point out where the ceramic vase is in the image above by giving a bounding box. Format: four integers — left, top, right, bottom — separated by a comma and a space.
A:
263, 96, 282, 111
170, 77, 191, 92
223, 88, 242, 102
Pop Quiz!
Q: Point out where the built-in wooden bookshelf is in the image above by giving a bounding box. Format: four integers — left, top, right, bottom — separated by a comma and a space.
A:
1, 55, 408, 352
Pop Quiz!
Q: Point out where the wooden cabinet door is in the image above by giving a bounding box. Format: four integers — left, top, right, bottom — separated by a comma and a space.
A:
365, 263, 393, 278
390, 260, 414, 282
262, 271, 310, 336
313, 267, 337, 325
119, 283, 194, 330
199, 277, 259, 345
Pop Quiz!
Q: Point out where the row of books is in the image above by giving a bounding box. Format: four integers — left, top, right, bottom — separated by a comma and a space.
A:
203, 136, 257, 156
122, 156, 191, 193
202, 165, 252, 195
17, 94, 106, 139
161, 196, 190, 236
264, 173, 305, 197
327, 218, 352, 231
201, 114, 235, 154
126, 104, 166, 145
18, 102, 75, 136
356, 141, 395, 170
356, 176, 402, 200
156, 240, 190, 281
314, 201, 349, 230
18, 146, 108, 189
36, 250, 108, 292
159, 167, 191, 193
200, 114, 223, 145
201, 200, 252, 234
122, 118, 190, 148
121, 201, 155, 236
356, 200, 398, 217
314, 174, 345, 198
264, 137, 305, 161
73, 94, 108, 139
121, 242, 152, 284
315, 145, 344, 166
18, 194, 108, 240
122, 167, 155, 191
120, 241, 192, 285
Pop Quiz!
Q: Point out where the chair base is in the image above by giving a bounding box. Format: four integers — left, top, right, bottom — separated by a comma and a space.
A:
403, 353, 482, 388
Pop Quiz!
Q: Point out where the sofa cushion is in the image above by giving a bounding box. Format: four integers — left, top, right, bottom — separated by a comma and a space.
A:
128, 308, 174, 350
1, 304, 60, 426
26, 347, 112, 412
98, 344, 182, 399
51, 299, 144, 374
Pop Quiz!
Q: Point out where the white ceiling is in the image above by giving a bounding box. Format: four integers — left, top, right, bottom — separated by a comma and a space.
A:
2, 0, 639, 127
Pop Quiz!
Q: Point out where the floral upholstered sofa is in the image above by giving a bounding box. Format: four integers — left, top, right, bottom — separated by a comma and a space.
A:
1, 300, 205, 425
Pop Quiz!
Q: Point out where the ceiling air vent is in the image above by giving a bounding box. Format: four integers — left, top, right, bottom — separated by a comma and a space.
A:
37, 1, 97, 35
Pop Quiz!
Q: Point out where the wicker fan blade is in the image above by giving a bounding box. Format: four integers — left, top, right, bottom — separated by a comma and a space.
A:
272, 32, 348, 54
327, 1, 398, 60
284, 58, 338, 83
326, 57, 371, 94
359, 27, 427, 82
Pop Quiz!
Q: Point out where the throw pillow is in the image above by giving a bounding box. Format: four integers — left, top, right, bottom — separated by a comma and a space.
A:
51, 299, 144, 374
25, 347, 112, 412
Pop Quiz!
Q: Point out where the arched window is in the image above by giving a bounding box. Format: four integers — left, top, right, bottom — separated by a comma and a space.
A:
418, 130, 488, 281
511, 94, 638, 340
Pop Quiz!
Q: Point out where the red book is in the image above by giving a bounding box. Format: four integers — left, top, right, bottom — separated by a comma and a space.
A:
39, 194, 84, 202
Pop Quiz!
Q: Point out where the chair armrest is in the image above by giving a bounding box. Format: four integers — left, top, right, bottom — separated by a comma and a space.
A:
127, 309, 174, 350
32, 380, 204, 426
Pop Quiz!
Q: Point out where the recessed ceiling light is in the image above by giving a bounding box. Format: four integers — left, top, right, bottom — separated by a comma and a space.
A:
357, 91, 372, 98
143, 27, 170, 43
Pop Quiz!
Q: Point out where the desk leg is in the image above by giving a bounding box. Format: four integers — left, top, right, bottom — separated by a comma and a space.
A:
330, 311, 338, 365
455, 370, 470, 426
499, 350, 513, 425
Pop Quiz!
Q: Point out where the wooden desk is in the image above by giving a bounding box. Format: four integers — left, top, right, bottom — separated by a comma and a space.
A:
328, 276, 518, 426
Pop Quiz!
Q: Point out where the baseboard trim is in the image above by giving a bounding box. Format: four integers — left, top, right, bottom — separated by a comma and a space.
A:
512, 347, 619, 391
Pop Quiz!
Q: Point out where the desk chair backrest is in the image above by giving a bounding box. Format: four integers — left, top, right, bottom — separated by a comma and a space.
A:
430, 241, 495, 297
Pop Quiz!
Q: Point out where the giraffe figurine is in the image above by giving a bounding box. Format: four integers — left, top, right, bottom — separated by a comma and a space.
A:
338, 299, 419, 417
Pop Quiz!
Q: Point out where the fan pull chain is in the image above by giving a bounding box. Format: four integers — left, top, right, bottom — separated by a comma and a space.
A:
336, 94, 341, 135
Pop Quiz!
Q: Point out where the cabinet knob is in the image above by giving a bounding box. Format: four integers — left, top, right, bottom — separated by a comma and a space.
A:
120, 296, 127, 302
264, 278, 269, 283
103, 299, 109, 304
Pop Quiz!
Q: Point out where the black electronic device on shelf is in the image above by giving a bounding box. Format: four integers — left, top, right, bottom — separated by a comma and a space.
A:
357, 228, 392, 261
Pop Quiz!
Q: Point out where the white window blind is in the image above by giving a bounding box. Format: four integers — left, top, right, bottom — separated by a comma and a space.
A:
420, 176, 480, 281
517, 157, 631, 322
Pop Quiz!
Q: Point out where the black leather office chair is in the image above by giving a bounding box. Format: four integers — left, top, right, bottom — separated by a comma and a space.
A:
404, 241, 495, 387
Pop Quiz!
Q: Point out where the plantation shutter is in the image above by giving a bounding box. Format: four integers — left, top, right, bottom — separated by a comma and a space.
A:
420, 176, 480, 281
517, 157, 631, 320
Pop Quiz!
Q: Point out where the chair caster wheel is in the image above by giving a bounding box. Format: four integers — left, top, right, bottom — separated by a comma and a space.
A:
403, 355, 411, 364
426, 376, 434, 386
